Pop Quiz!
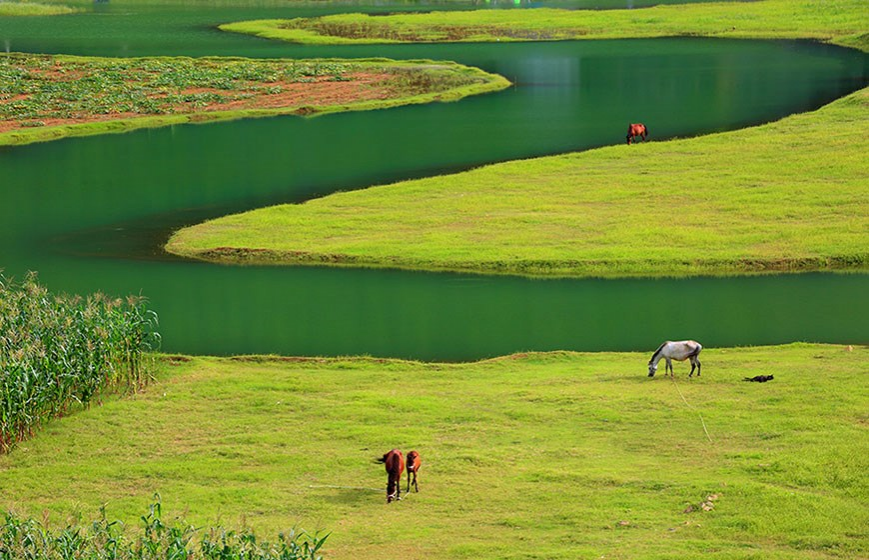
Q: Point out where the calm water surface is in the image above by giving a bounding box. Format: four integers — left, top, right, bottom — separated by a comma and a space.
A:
1, 3, 867, 359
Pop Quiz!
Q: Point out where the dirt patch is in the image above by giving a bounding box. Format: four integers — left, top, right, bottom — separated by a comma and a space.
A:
0, 70, 396, 134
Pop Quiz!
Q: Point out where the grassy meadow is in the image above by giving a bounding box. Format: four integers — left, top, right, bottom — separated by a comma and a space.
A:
220, 0, 869, 50
166, 85, 869, 278
1, 344, 866, 559
0, 54, 509, 147
0, 1, 78, 16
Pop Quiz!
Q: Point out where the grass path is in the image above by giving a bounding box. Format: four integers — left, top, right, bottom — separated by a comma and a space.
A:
1, 344, 866, 559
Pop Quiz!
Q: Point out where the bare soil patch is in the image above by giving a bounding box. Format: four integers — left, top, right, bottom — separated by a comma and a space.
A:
0, 71, 395, 134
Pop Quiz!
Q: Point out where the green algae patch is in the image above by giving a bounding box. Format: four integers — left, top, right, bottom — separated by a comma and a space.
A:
0, 53, 510, 147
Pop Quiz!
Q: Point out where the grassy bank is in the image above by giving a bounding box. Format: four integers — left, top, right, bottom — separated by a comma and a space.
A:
177, 0, 869, 278
166, 86, 869, 278
0, 54, 509, 147
0, 2, 78, 16
1, 343, 865, 559
220, 0, 869, 50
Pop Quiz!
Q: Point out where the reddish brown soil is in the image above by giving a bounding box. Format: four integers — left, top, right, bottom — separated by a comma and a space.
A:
0, 72, 395, 134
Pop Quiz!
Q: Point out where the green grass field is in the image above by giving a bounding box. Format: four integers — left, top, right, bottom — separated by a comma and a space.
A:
0, 2, 78, 16
1, 344, 865, 559
220, 0, 869, 50
166, 86, 869, 278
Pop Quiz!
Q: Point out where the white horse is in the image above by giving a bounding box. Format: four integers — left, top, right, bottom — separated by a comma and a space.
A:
648, 340, 702, 377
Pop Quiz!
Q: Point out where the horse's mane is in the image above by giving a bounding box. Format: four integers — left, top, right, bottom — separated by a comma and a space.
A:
649, 341, 667, 363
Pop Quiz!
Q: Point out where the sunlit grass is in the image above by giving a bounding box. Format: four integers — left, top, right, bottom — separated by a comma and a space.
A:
0, 2, 78, 17
220, 0, 869, 51
1, 344, 865, 559
166, 86, 869, 277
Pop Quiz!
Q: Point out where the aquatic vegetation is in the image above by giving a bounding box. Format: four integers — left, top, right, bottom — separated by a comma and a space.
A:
0, 273, 160, 453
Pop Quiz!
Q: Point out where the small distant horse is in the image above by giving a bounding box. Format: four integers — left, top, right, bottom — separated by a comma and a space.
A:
406, 450, 421, 493
648, 340, 702, 377
626, 123, 648, 145
376, 449, 405, 503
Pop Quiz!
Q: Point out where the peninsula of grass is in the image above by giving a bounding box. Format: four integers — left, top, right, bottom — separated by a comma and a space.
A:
0, 1, 78, 16
0, 53, 509, 147
166, 85, 869, 278
1, 343, 865, 559
219, 0, 869, 50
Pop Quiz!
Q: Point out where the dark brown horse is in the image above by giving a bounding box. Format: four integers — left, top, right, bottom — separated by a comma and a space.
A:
406, 450, 421, 493
377, 449, 405, 503
626, 123, 648, 145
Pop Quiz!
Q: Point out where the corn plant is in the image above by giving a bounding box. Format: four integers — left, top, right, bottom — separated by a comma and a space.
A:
0, 496, 328, 560
0, 272, 160, 454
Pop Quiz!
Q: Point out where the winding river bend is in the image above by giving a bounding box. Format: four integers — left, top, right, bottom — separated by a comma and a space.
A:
1, 2, 867, 360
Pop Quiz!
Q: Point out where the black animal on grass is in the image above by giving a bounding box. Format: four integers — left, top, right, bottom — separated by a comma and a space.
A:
743, 375, 774, 382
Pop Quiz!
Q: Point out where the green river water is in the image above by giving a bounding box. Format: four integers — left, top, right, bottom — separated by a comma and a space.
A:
0, 2, 866, 360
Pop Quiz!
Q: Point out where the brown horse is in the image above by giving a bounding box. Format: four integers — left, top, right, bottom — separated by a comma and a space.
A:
406, 450, 421, 493
377, 449, 405, 503
626, 123, 648, 145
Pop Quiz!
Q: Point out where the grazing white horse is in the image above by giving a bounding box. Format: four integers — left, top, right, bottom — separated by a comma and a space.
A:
648, 340, 702, 377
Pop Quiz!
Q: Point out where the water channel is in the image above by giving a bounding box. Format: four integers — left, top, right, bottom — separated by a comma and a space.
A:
1, 2, 867, 360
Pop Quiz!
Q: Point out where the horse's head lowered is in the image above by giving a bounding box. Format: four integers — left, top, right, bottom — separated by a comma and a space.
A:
648, 362, 658, 377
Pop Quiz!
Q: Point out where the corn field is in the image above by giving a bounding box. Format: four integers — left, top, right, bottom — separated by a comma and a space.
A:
0, 497, 328, 560
0, 273, 160, 453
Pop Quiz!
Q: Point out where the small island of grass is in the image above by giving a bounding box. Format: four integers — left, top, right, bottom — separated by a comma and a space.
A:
0, 53, 510, 146
166, 86, 868, 278
0, 1, 79, 16
219, 0, 869, 51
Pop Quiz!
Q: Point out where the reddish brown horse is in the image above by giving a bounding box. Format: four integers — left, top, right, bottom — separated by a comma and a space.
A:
377, 449, 405, 503
406, 450, 421, 493
626, 123, 648, 145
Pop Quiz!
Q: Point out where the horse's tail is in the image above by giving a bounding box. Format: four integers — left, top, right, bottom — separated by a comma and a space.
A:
644, 125, 649, 137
